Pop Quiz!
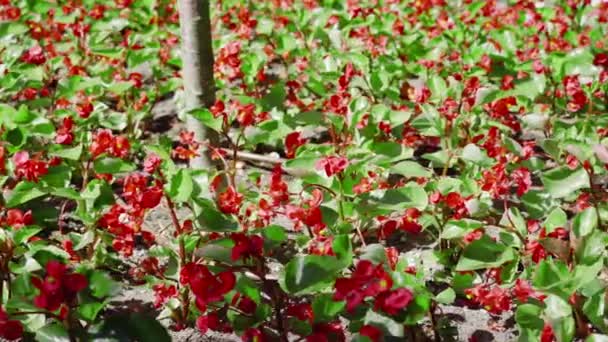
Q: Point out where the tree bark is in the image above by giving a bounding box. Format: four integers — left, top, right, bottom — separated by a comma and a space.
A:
178, 0, 216, 168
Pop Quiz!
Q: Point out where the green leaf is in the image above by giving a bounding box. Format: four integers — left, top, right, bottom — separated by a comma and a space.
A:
195, 199, 238, 232
13, 226, 42, 244
261, 82, 286, 111
428, 76, 447, 101
435, 288, 455, 305
360, 243, 388, 265
262, 225, 287, 244
89, 271, 119, 298
542, 167, 589, 199
49, 144, 83, 160
93, 157, 136, 174
167, 169, 193, 203
36, 323, 70, 342
281, 255, 344, 295
364, 310, 404, 337
583, 292, 608, 332
499, 207, 526, 237
5, 182, 46, 207
545, 295, 575, 342
461, 143, 494, 166
5, 127, 27, 147
455, 235, 516, 271
515, 303, 545, 330
81, 179, 115, 211
91, 313, 170, 342
13, 105, 37, 124
390, 161, 432, 178
572, 207, 598, 238
576, 230, 608, 265
362, 183, 428, 214
78, 301, 106, 321
543, 208, 567, 233
441, 219, 483, 239
312, 293, 345, 323
533, 259, 573, 299
189, 108, 223, 132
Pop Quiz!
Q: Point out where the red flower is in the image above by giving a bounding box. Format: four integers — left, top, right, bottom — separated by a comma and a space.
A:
230, 233, 264, 260
236, 103, 257, 127
31, 260, 88, 312
13, 151, 48, 182
511, 167, 532, 196
180, 263, 235, 310
465, 284, 511, 314
512, 279, 545, 303
231, 293, 257, 314
307, 322, 345, 342
268, 165, 289, 204
90, 129, 130, 159
285, 132, 306, 159
385, 247, 399, 270
195, 311, 221, 334
464, 229, 484, 244
334, 260, 393, 312
443, 192, 469, 219
143, 153, 162, 174
218, 186, 244, 215
286, 303, 314, 323
21, 45, 46, 65
315, 156, 349, 177
5, 209, 33, 229
593, 53, 608, 69
242, 328, 265, 342
196, 315, 210, 334
121, 173, 162, 209
541, 323, 556, 342
360, 325, 383, 342
374, 288, 413, 315
128, 73, 143, 88
152, 284, 178, 308
55, 116, 74, 145
0, 307, 22, 341
76, 102, 94, 118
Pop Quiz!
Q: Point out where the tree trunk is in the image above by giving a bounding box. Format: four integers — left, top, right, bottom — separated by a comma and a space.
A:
178, 0, 216, 168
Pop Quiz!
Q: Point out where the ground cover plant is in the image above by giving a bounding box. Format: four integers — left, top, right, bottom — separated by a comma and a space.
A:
1, 0, 608, 341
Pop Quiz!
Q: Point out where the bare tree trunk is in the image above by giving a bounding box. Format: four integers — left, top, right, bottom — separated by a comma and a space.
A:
178, 0, 216, 168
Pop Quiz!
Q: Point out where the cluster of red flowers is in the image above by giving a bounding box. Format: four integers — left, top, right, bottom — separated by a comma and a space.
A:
31, 260, 88, 313
286, 188, 325, 233
324, 63, 357, 116
485, 96, 521, 132
525, 227, 569, 263
562, 75, 588, 112
21, 45, 46, 65
315, 156, 349, 177
12, 151, 49, 182
0, 307, 22, 341
180, 263, 235, 313
97, 173, 160, 256
284, 132, 306, 159
334, 260, 413, 315
1, 209, 33, 229
217, 186, 244, 215
55, 117, 75, 145
172, 131, 200, 161
90, 129, 130, 159
230, 233, 264, 261
378, 207, 423, 238
465, 278, 546, 315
